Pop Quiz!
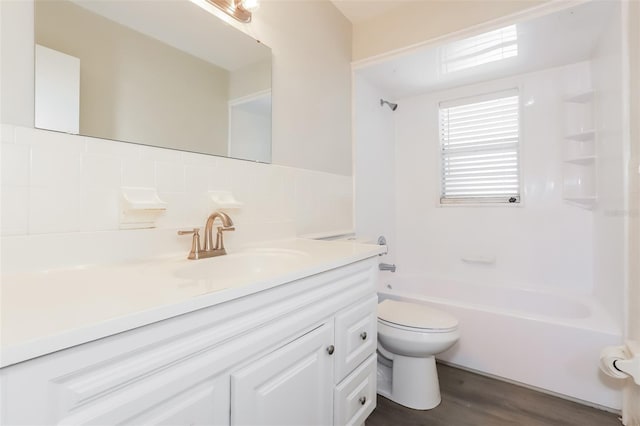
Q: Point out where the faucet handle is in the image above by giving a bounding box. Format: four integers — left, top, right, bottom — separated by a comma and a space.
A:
178, 228, 202, 260
178, 228, 200, 236
214, 225, 235, 251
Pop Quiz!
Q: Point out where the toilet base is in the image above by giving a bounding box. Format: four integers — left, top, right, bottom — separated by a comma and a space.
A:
377, 354, 441, 410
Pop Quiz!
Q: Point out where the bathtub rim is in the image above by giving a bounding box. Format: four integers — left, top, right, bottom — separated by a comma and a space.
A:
377, 278, 621, 335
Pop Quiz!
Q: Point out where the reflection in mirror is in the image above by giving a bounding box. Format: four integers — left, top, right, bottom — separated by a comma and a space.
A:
34, 0, 272, 163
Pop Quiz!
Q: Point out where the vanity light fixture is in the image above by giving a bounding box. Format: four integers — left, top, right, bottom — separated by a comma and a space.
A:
206, 0, 259, 23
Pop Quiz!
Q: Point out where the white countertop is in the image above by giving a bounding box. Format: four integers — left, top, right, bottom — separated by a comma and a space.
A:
0, 238, 384, 368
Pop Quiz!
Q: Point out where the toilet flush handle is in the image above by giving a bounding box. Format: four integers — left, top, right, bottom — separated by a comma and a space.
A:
360, 331, 367, 340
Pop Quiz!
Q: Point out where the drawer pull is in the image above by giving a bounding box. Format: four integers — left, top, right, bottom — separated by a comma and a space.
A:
360, 331, 367, 340
359, 396, 367, 405
327, 345, 335, 355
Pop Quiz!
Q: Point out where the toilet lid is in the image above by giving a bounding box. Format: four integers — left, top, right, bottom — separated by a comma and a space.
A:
378, 299, 458, 330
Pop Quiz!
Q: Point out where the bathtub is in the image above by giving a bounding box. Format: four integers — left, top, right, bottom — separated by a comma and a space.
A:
377, 275, 624, 410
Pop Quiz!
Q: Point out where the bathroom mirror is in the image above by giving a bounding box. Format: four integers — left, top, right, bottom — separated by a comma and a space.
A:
34, 0, 272, 163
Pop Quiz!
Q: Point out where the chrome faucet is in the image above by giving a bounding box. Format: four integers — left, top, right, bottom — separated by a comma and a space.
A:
178, 211, 235, 259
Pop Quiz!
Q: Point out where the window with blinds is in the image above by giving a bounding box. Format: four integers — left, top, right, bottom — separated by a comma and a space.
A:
439, 90, 520, 204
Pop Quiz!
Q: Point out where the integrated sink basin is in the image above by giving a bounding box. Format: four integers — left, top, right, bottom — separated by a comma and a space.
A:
173, 248, 310, 283
1, 238, 386, 368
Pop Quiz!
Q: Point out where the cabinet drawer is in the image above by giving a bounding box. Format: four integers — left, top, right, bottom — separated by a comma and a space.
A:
334, 354, 377, 426
334, 294, 377, 382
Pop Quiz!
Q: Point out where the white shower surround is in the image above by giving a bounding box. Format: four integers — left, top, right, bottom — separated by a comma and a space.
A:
353, 1, 628, 414
377, 275, 623, 410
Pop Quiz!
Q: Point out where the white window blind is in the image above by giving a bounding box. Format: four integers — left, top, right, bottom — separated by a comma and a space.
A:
439, 90, 520, 204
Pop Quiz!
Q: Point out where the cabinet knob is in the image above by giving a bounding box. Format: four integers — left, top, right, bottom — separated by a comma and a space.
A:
359, 396, 367, 405
360, 331, 367, 340
326, 345, 335, 355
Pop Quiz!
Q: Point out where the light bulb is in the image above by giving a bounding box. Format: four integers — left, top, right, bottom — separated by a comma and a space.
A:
241, 0, 259, 12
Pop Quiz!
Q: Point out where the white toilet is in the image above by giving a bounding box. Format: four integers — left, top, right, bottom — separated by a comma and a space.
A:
376, 299, 460, 410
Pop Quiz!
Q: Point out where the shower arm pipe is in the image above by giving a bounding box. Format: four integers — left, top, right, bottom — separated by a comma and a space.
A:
380, 99, 398, 111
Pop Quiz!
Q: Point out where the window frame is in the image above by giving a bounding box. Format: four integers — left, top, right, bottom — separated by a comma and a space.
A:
437, 88, 523, 207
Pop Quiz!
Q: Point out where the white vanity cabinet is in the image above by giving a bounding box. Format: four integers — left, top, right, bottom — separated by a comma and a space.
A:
1, 258, 379, 426
231, 322, 335, 425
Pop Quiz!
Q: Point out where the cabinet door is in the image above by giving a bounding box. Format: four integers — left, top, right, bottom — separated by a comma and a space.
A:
231, 323, 334, 426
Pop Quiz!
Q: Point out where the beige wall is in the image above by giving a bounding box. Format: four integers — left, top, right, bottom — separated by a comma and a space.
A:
352, 0, 546, 61
0, 0, 34, 128
229, 59, 271, 101
211, 0, 352, 175
35, 0, 229, 156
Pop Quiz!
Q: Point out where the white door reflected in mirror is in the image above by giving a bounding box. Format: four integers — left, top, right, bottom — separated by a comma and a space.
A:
34, 44, 80, 135
228, 90, 272, 163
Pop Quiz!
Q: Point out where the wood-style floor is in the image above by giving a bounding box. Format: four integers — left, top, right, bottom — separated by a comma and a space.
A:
366, 363, 621, 426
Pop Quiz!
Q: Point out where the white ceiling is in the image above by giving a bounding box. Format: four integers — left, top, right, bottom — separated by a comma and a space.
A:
355, 1, 618, 100
329, 0, 403, 23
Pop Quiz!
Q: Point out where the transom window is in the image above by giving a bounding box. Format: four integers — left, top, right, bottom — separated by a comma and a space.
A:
439, 90, 521, 205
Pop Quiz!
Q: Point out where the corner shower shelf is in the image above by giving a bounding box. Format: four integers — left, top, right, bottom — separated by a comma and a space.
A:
564, 90, 594, 104
565, 130, 595, 141
563, 196, 597, 209
562, 89, 597, 210
564, 155, 596, 165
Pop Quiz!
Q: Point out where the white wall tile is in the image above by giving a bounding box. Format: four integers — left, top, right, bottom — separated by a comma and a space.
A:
185, 165, 210, 195
81, 154, 122, 189
1, 186, 29, 235
1, 143, 30, 186
1, 125, 354, 266
271, 166, 297, 221
155, 161, 185, 193
294, 169, 353, 235
155, 191, 195, 229
210, 157, 237, 191
1, 124, 15, 144
30, 143, 82, 187
122, 157, 155, 188
78, 187, 120, 231
29, 186, 80, 234
230, 162, 280, 224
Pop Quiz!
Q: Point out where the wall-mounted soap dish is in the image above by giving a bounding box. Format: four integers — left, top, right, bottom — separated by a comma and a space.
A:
120, 187, 167, 229
209, 190, 243, 210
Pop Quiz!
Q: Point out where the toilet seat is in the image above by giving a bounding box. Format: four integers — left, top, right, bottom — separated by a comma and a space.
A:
378, 299, 458, 333
378, 318, 457, 333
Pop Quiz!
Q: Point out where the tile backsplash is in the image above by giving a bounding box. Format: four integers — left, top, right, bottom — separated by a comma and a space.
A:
1, 124, 353, 272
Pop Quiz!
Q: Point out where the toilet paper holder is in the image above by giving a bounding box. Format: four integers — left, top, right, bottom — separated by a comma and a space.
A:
600, 343, 640, 385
